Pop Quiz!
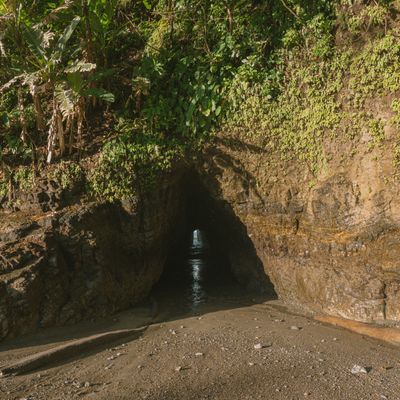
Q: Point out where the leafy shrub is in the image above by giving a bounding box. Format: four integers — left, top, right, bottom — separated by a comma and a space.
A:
48, 161, 84, 190
89, 124, 184, 202
14, 166, 35, 191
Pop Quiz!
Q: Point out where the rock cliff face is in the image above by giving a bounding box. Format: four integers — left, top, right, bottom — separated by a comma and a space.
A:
2, 129, 400, 340
0, 171, 185, 340
196, 133, 400, 325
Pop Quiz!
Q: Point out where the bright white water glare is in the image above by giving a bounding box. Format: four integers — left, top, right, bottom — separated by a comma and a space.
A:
190, 229, 206, 308
192, 229, 204, 249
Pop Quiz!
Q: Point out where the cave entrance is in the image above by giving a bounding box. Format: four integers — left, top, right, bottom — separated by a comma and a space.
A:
150, 169, 276, 316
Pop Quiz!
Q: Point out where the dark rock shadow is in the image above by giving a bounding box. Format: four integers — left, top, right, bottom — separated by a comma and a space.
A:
148, 166, 277, 324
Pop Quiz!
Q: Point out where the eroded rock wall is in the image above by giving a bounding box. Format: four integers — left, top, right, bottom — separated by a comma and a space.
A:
3, 131, 400, 340
0, 171, 185, 340
196, 135, 400, 325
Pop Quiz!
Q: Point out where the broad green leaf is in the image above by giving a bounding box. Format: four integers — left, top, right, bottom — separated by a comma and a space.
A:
53, 16, 81, 61
22, 25, 48, 63
67, 72, 83, 93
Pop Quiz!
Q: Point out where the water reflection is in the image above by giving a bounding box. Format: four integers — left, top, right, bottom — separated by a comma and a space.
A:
151, 228, 244, 316
189, 258, 205, 309
188, 229, 208, 310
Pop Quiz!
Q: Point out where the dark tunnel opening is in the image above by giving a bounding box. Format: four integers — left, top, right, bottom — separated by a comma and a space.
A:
150, 169, 277, 315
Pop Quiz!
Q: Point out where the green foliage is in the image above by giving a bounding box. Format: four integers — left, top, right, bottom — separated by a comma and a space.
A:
2, 0, 400, 202
368, 118, 385, 150
391, 99, 400, 168
346, 3, 390, 35
0, 0, 118, 164
349, 34, 400, 102
222, 3, 400, 174
226, 50, 350, 172
132, 0, 336, 144
0, 178, 8, 199
14, 166, 34, 191
48, 161, 84, 190
89, 121, 184, 201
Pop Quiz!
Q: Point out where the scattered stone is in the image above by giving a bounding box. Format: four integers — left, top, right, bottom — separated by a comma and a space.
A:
175, 366, 182, 372
195, 352, 204, 357
290, 326, 301, 331
104, 364, 113, 370
351, 365, 368, 374
84, 382, 90, 388
248, 362, 255, 366
107, 352, 124, 361
254, 343, 272, 350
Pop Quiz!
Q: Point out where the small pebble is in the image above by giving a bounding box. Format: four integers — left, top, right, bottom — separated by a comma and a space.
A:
351, 365, 368, 374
